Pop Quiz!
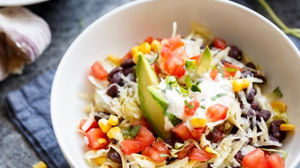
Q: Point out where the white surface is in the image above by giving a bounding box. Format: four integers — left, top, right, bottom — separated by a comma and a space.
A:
51, 0, 300, 168
0, 0, 48, 6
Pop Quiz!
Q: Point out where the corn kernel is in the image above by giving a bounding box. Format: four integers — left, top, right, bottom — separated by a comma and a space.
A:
33, 161, 47, 168
107, 126, 121, 139
231, 80, 242, 92
133, 51, 143, 64
205, 147, 213, 153
108, 115, 119, 126
191, 117, 206, 128
138, 42, 151, 54
95, 156, 108, 165
240, 78, 250, 89
107, 55, 120, 66
271, 101, 287, 113
98, 118, 112, 133
280, 124, 295, 131
151, 40, 162, 52
97, 138, 108, 145
131, 45, 139, 56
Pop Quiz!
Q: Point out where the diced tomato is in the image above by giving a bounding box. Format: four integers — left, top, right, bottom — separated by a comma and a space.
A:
256, 160, 271, 168
177, 143, 195, 159
79, 119, 98, 132
184, 100, 200, 116
191, 127, 206, 140
206, 103, 228, 122
224, 62, 242, 77
121, 139, 143, 155
172, 123, 192, 141
190, 54, 201, 65
242, 148, 265, 168
210, 68, 219, 80
91, 61, 108, 80
266, 153, 285, 168
142, 146, 166, 163
144, 36, 153, 44
152, 63, 160, 76
134, 126, 155, 149
119, 51, 132, 64
189, 148, 215, 161
132, 118, 153, 132
213, 38, 227, 50
163, 47, 187, 78
164, 35, 185, 52
86, 128, 109, 150
142, 141, 170, 163
152, 141, 169, 154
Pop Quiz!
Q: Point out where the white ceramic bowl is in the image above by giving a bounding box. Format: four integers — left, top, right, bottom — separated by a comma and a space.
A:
51, 0, 300, 167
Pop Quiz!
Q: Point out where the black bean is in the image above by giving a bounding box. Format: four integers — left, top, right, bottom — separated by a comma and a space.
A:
269, 120, 286, 142
106, 85, 119, 98
120, 58, 135, 68
251, 100, 259, 110
110, 139, 117, 144
245, 62, 257, 70
108, 67, 123, 82
107, 148, 122, 164
247, 89, 255, 103
164, 138, 179, 147
228, 46, 243, 61
256, 110, 271, 122
241, 70, 253, 78
248, 108, 256, 116
234, 151, 243, 164
206, 129, 223, 143
231, 125, 239, 134
110, 72, 124, 86
200, 44, 206, 49
253, 74, 267, 84
123, 67, 133, 76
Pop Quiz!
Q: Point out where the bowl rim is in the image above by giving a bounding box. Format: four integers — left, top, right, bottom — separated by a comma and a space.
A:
50, 0, 300, 167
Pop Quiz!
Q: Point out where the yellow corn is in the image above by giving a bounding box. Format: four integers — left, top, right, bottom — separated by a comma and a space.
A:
240, 79, 250, 89
107, 126, 121, 139
204, 146, 217, 155
133, 51, 143, 64
191, 117, 206, 128
95, 156, 108, 165
131, 45, 139, 56
98, 118, 112, 133
106, 55, 120, 66
280, 124, 295, 131
271, 101, 287, 113
151, 40, 162, 52
97, 138, 108, 145
108, 115, 119, 126
138, 42, 151, 54
231, 80, 242, 92
33, 161, 47, 168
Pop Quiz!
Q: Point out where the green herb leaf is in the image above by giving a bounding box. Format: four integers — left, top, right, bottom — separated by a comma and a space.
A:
184, 100, 194, 109
273, 87, 283, 97
162, 84, 173, 93
211, 93, 227, 101
191, 84, 201, 93
159, 154, 170, 158
122, 125, 141, 138
165, 76, 177, 85
217, 66, 224, 77
163, 111, 182, 127
200, 105, 206, 109
185, 59, 197, 71
225, 67, 238, 72
179, 85, 189, 96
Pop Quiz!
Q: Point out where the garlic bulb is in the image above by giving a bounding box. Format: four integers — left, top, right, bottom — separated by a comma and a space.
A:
0, 7, 51, 81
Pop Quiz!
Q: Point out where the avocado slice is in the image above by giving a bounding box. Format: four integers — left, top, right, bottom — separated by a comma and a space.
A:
195, 46, 212, 75
148, 86, 168, 112
136, 54, 170, 139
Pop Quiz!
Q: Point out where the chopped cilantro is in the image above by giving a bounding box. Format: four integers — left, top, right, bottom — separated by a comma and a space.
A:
191, 84, 201, 92
200, 105, 206, 109
211, 93, 227, 101
273, 87, 283, 97
163, 111, 182, 127
217, 66, 224, 77
184, 100, 194, 109
122, 125, 141, 138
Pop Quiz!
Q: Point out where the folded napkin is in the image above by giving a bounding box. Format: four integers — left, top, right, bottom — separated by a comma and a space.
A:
4, 1, 300, 168
6, 69, 69, 168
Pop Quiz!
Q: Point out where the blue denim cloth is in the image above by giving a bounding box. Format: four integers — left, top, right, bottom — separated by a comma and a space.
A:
4, 1, 300, 168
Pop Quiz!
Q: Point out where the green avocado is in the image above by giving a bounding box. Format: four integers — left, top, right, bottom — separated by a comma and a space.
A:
195, 46, 212, 75
136, 54, 170, 140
